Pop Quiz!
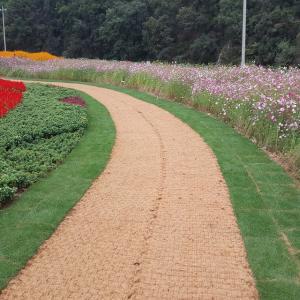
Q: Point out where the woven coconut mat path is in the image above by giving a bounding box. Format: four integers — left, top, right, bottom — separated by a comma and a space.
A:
0, 83, 258, 299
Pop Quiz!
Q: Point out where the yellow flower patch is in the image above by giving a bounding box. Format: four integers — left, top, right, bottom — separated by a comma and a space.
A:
0, 50, 60, 61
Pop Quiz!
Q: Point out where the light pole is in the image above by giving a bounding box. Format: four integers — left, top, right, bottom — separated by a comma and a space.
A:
241, 0, 247, 67
0, 6, 7, 51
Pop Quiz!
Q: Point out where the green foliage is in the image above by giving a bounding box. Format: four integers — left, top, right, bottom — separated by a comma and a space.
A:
97, 0, 148, 60
1, 0, 299, 65
0, 84, 88, 205
295, 33, 300, 65
163, 80, 192, 102
289, 143, 300, 176
275, 41, 296, 66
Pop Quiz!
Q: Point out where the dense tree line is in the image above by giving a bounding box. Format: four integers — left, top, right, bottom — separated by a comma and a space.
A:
1, 0, 300, 65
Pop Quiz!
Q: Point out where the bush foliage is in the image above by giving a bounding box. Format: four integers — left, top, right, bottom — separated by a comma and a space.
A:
0, 84, 87, 205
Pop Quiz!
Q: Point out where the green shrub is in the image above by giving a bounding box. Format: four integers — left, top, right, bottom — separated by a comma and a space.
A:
0, 84, 88, 206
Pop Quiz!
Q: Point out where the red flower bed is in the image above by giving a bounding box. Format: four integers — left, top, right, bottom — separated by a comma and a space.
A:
0, 79, 26, 117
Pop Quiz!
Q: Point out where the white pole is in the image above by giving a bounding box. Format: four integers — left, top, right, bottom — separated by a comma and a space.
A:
241, 0, 247, 67
0, 6, 6, 51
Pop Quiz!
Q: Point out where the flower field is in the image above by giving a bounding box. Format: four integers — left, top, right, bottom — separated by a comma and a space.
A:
0, 84, 87, 206
0, 78, 26, 117
0, 57, 299, 173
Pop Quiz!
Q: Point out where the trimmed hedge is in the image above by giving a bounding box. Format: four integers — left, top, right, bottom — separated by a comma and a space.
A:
0, 84, 87, 205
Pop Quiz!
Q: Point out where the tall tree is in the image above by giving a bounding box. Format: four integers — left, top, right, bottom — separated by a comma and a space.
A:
97, 0, 149, 60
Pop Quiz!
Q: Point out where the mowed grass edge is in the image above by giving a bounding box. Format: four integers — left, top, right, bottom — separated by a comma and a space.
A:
0, 88, 115, 290
3, 78, 300, 299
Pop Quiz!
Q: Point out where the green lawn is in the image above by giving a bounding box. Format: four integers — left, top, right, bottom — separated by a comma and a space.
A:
0, 88, 115, 290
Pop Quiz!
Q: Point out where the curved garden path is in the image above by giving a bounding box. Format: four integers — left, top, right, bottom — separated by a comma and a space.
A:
0, 83, 258, 299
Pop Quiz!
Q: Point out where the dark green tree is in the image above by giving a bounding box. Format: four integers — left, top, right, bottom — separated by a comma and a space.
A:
0, 0, 298, 65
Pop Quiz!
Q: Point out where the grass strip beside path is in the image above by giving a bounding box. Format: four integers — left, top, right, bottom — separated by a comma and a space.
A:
0, 89, 115, 290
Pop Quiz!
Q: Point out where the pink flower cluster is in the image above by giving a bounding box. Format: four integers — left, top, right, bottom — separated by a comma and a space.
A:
0, 57, 299, 137
60, 96, 86, 107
